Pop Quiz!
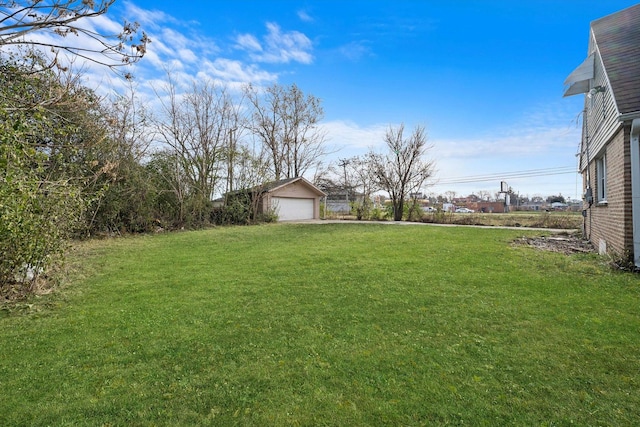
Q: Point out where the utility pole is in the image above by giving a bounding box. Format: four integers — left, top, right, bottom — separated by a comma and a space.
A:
225, 127, 237, 205
338, 158, 350, 214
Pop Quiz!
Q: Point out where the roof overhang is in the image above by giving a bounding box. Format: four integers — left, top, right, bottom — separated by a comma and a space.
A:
563, 54, 595, 97
619, 111, 640, 122
266, 177, 327, 197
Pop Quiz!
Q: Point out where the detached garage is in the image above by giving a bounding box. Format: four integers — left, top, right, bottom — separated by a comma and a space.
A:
260, 177, 326, 221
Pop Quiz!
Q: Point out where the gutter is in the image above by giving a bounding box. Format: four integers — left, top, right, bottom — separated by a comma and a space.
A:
618, 111, 640, 122
631, 118, 640, 267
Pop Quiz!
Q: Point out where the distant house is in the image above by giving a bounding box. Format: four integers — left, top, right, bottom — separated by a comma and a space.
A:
564, 4, 640, 265
519, 201, 546, 211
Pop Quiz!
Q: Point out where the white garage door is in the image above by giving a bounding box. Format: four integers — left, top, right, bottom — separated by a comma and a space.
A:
272, 197, 314, 221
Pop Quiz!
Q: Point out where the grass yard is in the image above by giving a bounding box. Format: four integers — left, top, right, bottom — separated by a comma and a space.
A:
1, 223, 639, 426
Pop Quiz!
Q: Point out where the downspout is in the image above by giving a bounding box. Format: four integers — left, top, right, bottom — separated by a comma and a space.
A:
630, 118, 640, 267
582, 109, 593, 240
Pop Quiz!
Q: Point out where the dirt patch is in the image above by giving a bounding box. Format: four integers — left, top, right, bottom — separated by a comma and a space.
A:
0, 276, 53, 303
512, 233, 595, 255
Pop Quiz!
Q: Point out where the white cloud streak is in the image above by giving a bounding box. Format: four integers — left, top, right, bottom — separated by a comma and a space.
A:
297, 10, 314, 23
338, 41, 373, 61
322, 120, 390, 152
236, 34, 262, 52
237, 22, 313, 64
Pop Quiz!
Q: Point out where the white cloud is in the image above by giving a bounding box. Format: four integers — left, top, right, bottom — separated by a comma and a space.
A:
297, 10, 314, 22
201, 58, 278, 84
86, 12, 125, 35
338, 41, 373, 61
238, 22, 313, 64
236, 34, 262, 52
177, 48, 198, 64
322, 120, 390, 152
148, 27, 206, 64
123, 2, 180, 30
10, 2, 311, 93
434, 126, 578, 160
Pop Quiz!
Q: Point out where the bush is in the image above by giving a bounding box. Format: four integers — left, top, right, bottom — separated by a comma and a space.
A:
421, 209, 454, 224
256, 208, 278, 223
368, 206, 388, 221
0, 143, 86, 294
405, 200, 423, 222
213, 199, 251, 225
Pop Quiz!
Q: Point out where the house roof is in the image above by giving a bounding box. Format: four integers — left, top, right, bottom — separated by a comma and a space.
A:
592, 4, 640, 116
262, 177, 327, 196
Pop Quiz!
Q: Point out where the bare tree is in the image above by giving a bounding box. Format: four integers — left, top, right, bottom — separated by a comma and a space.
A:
245, 83, 282, 180
223, 91, 246, 195
105, 80, 153, 163
234, 142, 272, 220
281, 84, 326, 178
85, 81, 157, 231
477, 190, 492, 202
339, 155, 378, 220
154, 75, 235, 224
245, 83, 327, 180
0, 0, 148, 76
444, 190, 457, 203
368, 124, 435, 221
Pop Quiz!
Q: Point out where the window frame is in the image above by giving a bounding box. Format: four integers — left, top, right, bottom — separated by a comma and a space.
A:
595, 153, 607, 204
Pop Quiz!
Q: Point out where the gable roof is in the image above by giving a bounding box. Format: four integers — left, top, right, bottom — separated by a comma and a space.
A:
261, 177, 300, 192
262, 177, 326, 196
592, 3, 640, 115
221, 177, 326, 200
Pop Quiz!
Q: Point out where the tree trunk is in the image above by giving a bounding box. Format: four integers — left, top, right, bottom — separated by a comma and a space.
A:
394, 199, 404, 221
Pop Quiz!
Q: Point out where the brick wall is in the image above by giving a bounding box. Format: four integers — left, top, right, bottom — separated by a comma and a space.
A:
585, 123, 633, 259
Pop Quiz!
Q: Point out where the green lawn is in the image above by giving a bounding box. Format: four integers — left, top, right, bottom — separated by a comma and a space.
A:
1, 224, 639, 426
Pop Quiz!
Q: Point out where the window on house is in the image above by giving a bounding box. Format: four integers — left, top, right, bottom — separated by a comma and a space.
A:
596, 154, 607, 203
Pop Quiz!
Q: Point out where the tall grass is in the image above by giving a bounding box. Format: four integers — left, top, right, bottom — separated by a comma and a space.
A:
1, 224, 638, 425
421, 211, 583, 229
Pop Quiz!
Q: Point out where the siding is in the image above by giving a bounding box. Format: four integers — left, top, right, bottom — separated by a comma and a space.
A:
580, 34, 622, 171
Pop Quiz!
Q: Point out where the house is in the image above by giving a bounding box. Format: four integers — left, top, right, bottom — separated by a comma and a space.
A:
564, 4, 640, 266
259, 177, 326, 220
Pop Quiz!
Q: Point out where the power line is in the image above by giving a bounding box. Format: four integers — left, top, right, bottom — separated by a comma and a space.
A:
436, 166, 577, 185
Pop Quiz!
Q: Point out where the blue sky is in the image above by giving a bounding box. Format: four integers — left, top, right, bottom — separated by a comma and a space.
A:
98, 0, 639, 199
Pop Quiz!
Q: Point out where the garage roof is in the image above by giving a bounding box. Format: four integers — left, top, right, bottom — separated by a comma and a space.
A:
262, 177, 326, 196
